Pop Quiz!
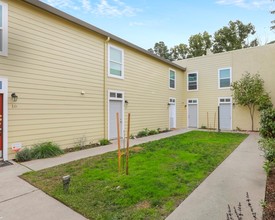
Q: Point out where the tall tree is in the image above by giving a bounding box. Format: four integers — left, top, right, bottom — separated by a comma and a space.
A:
170, 43, 188, 60
231, 72, 272, 131
272, 0, 275, 30
148, 41, 172, 61
188, 31, 212, 57
212, 20, 257, 53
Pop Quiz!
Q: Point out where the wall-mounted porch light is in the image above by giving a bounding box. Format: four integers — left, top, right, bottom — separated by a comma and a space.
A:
11, 93, 18, 102
125, 100, 129, 104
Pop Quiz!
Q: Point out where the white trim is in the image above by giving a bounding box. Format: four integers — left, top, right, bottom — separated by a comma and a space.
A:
0, 78, 8, 160
187, 72, 198, 91
169, 69, 176, 90
0, 1, 8, 56
168, 97, 176, 129
218, 67, 232, 89
187, 98, 199, 128
108, 90, 124, 139
108, 44, 124, 79
218, 96, 232, 130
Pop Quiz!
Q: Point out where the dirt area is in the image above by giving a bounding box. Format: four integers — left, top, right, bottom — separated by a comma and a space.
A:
263, 167, 275, 220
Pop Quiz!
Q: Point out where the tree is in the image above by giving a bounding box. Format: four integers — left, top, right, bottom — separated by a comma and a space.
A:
271, 0, 275, 30
148, 41, 172, 61
231, 72, 272, 131
212, 20, 257, 53
170, 43, 188, 60
188, 31, 212, 57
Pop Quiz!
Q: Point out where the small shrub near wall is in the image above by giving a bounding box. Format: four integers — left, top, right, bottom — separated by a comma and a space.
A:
15, 141, 64, 162
260, 108, 275, 139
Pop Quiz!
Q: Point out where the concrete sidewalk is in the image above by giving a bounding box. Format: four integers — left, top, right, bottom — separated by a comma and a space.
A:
0, 130, 266, 220
166, 132, 266, 220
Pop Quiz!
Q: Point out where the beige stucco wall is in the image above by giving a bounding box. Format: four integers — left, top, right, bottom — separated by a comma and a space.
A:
1, 0, 185, 158
175, 44, 275, 131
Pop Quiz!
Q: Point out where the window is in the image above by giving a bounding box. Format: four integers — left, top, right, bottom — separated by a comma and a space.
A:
109, 91, 123, 100
219, 68, 231, 88
108, 45, 124, 79
0, 1, 8, 56
188, 99, 197, 104
169, 69, 176, 89
187, 72, 198, 91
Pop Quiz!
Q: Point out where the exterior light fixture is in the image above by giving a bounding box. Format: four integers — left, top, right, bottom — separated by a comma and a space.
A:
125, 100, 129, 104
11, 93, 18, 102
167, 103, 171, 106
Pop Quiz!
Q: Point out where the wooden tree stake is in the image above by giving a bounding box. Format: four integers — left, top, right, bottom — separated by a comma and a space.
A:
126, 113, 131, 175
116, 112, 121, 173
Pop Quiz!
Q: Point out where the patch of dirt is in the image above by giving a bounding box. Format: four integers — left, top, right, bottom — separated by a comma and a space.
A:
130, 146, 143, 153
263, 167, 275, 220
135, 200, 151, 210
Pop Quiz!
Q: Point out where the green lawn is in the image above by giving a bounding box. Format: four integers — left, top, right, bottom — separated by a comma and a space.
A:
22, 131, 248, 220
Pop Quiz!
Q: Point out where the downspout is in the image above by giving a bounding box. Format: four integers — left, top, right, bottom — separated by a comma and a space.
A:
104, 37, 110, 139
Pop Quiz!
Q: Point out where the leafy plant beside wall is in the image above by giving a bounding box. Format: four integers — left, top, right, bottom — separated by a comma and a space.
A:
15, 141, 64, 162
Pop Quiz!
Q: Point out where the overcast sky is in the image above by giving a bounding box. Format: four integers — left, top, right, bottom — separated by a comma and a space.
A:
40, 0, 275, 49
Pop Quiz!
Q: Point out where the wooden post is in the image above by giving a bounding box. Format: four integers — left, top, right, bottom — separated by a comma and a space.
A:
116, 112, 121, 173
126, 113, 130, 175
207, 112, 209, 129
214, 112, 216, 130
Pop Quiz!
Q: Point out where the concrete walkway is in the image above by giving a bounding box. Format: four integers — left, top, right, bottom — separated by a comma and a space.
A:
166, 132, 266, 220
0, 130, 266, 220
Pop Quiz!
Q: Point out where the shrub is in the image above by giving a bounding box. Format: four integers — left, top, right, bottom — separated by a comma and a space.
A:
148, 129, 158, 135
259, 138, 275, 163
260, 108, 275, 139
136, 128, 149, 138
31, 142, 64, 159
99, 138, 110, 146
15, 148, 32, 162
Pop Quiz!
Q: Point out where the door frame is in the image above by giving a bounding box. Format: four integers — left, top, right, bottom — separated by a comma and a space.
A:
108, 90, 124, 140
218, 97, 232, 130
0, 78, 8, 160
187, 98, 199, 128
168, 97, 176, 129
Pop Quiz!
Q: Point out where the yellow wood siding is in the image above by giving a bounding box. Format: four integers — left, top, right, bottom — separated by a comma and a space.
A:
1, 0, 186, 159
106, 42, 185, 136
2, 0, 106, 157
175, 44, 275, 131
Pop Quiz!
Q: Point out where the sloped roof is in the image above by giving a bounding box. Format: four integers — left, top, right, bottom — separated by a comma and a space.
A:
22, 0, 186, 71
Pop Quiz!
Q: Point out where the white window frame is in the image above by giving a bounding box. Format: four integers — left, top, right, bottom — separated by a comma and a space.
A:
187, 98, 199, 128
169, 69, 176, 90
0, 1, 8, 56
187, 72, 198, 91
218, 97, 232, 130
108, 45, 124, 79
218, 67, 232, 89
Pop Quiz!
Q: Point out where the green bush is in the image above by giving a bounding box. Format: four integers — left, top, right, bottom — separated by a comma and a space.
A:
15, 148, 32, 162
260, 108, 275, 139
259, 138, 275, 163
136, 128, 149, 138
31, 142, 64, 159
99, 138, 110, 146
148, 129, 159, 135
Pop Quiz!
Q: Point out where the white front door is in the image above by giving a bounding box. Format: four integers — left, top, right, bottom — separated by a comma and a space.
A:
219, 97, 232, 130
169, 98, 176, 129
188, 99, 198, 128
108, 91, 124, 139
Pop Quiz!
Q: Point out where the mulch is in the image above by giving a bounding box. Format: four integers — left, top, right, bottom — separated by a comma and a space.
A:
263, 167, 275, 220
